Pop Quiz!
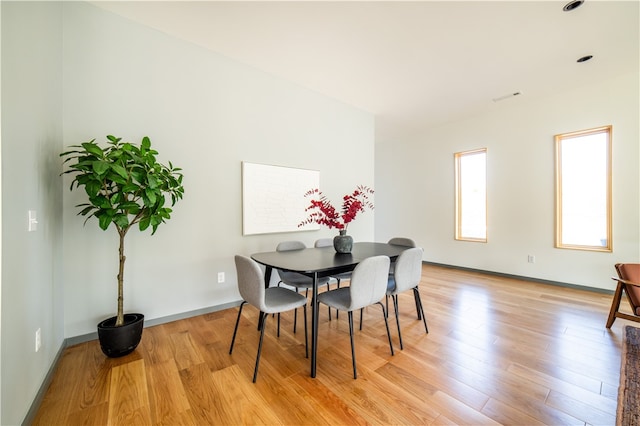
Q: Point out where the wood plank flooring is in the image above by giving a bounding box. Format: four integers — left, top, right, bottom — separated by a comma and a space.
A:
32, 264, 630, 425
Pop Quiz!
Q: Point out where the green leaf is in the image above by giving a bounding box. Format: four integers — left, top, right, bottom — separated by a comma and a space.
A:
111, 164, 129, 180
90, 195, 111, 209
113, 214, 129, 228
139, 216, 151, 231
145, 188, 157, 205
81, 143, 104, 158
77, 205, 95, 216
131, 170, 146, 184
141, 136, 151, 151
106, 172, 127, 186
98, 213, 112, 230
92, 160, 110, 175
147, 174, 158, 189
84, 181, 102, 198
156, 208, 171, 221
121, 183, 140, 193
117, 201, 141, 214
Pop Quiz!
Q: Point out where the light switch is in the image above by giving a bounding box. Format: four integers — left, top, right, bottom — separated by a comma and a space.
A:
28, 210, 38, 232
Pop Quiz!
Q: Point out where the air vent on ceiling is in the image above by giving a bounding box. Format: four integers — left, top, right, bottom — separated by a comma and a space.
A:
492, 92, 522, 102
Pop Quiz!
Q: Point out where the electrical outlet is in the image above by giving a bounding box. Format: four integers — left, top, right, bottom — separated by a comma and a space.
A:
528, 255, 536, 264
35, 328, 42, 352
217, 272, 225, 283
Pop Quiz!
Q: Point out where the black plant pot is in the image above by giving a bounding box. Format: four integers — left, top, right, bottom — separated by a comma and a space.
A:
97, 313, 144, 357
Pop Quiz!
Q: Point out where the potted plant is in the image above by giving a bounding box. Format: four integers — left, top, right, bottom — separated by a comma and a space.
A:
298, 185, 374, 253
61, 135, 184, 357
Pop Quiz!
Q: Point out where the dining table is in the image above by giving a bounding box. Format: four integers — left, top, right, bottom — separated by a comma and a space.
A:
251, 241, 409, 378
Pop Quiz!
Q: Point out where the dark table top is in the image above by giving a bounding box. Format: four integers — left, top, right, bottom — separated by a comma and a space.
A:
251, 242, 408, 277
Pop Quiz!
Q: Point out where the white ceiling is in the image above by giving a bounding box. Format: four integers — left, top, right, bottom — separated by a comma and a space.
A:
92, 1, 639, 141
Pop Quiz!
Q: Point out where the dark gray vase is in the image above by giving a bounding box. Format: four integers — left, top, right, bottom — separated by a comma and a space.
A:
97, 313, 144, 357
333, 230, 353, 253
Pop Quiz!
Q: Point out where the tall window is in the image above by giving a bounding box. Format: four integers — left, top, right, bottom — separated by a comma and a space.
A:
455, 149, 487, 242
555, 125, 612, 251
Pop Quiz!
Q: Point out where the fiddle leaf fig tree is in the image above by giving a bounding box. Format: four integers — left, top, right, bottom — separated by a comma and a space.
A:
61, 135, 184, 327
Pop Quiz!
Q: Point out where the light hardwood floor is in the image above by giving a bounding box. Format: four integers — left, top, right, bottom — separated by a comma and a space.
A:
33, 264, 630, 425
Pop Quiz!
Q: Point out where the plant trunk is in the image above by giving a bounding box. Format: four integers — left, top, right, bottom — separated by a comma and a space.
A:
115, 230, 126, 327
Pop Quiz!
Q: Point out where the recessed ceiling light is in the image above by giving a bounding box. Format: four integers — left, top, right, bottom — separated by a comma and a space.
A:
577, 55, 593, 63
563, 0, 584, 12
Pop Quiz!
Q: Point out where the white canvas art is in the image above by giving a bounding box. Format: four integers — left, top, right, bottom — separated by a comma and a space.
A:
242, 162, 320, 235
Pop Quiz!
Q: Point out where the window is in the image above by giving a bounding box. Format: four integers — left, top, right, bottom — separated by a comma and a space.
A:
555, 126, 612, 251
455, 149, 487, 242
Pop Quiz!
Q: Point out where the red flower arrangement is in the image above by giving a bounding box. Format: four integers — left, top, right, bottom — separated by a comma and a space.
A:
298, 185, 374, 231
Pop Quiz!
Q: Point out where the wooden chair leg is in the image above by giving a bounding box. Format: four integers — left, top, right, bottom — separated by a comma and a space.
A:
606, 282, 625, 328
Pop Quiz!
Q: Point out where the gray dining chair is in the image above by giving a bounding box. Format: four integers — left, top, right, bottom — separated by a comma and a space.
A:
387, 237, 421, 318
387, 237, 417, 248
276, 241, 332, 329
387, 237, 417, 277
314, 237, 352, 293
386, 247, 428, 349
230, 255, 309, 383
316, 255, 394, 379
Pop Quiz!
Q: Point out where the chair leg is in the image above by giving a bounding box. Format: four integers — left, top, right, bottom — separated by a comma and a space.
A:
392, 294, 403, 350
414, 289, 422, 320
327, 297, 332, 321
229, 301, 246, 354
277, 312, 281, 337
386, 294, 389, 318
359, 308, 364, 331
335, 279, 341, 319
293, 308, 297, 334
303, 304, 309, 358
257, 310, 265, 331
377, 301, 395, 356
348, 311, 357, 379
413, 287, 429, 333
293, 288, 308, 334
253, 312, 268, 383
606, 282, 625, 328
271, 281, 282, 330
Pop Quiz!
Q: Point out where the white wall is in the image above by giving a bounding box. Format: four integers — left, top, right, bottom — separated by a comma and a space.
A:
375, 71, 640, 290
62, 2, 375, 337
1, 2, 64, 424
